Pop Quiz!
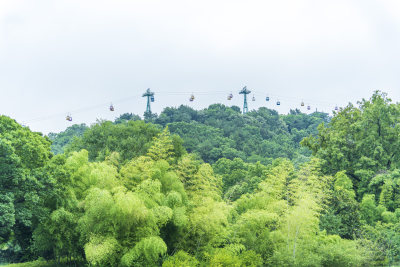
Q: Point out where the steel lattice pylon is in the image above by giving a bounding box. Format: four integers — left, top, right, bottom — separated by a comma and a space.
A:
142, 88, 155, 114
239, 86, 251, 114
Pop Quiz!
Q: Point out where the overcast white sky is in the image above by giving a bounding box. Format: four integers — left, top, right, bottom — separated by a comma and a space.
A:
1, 0, 400, 134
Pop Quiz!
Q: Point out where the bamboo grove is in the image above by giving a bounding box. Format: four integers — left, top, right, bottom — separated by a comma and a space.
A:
1, 91, 400, 266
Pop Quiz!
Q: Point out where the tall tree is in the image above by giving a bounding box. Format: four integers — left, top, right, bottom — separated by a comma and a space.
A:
302, 91, 400, 196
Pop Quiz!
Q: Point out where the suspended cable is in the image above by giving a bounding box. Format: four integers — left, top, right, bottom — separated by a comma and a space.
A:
23, 88, 342, 125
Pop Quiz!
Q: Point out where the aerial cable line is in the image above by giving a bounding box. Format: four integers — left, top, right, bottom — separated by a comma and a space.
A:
25, 93, 143, 123
23, 88, 342, 125
251, 90, 338, 106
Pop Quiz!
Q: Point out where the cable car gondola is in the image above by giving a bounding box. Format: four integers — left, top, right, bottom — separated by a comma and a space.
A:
301, 101, 305, 107
252, 95, 256, 101
307, 105, 311, 110
66, 115, 72, 121
227, 93, 233, 100
335, 106, 339, 111
190, 94, 195, 102
151, 95, 155, 102
266, 96, 270, 101
109, 104, 114, 111
277, 101, 281, 106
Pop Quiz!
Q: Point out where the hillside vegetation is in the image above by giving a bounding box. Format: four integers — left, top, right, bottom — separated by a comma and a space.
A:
1, 91, 400, 266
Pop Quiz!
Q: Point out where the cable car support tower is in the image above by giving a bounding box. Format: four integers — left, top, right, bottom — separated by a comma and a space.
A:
239, 86, 251, 114
142, 88, 155, 115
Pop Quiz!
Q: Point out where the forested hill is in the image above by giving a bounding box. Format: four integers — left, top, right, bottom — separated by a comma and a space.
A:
49, 104, 329, 165
2, 91, 400, 266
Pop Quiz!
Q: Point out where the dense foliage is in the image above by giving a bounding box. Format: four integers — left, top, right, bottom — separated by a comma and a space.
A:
155, 104, 328, 165
48, 124, 87, 155
1, 91, 400, 266
51, 105, 328, 166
